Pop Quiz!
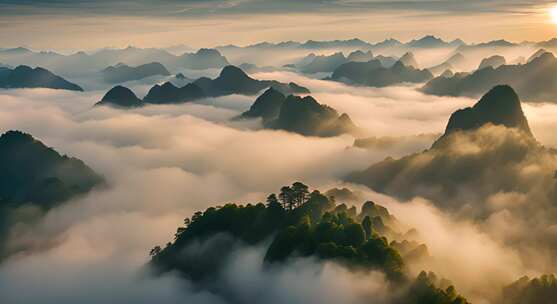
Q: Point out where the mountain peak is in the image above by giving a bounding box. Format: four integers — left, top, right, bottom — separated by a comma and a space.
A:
442, 85, 532, 138
218, 65, 250, 80
97, 85, 144, 108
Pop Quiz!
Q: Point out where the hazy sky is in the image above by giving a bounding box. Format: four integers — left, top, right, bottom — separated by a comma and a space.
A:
1, 0, 557, 50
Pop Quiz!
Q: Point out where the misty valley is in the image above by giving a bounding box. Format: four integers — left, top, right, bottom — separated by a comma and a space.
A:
4, 3, 557, 303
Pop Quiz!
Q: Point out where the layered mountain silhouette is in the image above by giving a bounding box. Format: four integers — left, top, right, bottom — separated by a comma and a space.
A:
330, 60, 433, 87
238, 88, 359, 137
96, 85, 145, 108
0, 65, 83, 91
427, 53, 466, 76
96, 66, 310, 107
101, 62, 170, 83
192, 65, 310, 97
0, 46, 230, 74
346, 85, 543, 209
178, 48, 229, 70
143, 82, 206, 104
422, 52, 557, 102
527, 49, 550, 63
477, 55, 506, 70
397, 52, 419, 68
293, 50, 375, 73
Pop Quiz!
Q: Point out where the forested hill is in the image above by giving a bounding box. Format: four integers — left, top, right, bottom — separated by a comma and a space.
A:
149, 182, 469, 304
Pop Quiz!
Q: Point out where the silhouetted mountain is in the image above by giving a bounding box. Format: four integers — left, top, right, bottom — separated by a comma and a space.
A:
238, 89, 359, 137
269, 95, 359, 137
96, 85, 144, 108
178, 48, 229, 70
192, 65, 310, 97
375, 55, 398, 68
298, 52, 348, 73
428, 53, 466, 75
397, 52, 419, 68
346, 86, 544, 210
0, 130, 102, 208
0, 65, 83, 91
143, 82, 206, 104
422, 52, 557, 102
440, 70, 454, 78
435, 85, 531, 144
477, 55, 506, 70
407, 35, 449, 48
101, 62, 170, 83
238, 87, 286, 123
527, 49, 550, 63
347, 50, 374, 62
501, 275, 557, 304
330, 60, 433, 87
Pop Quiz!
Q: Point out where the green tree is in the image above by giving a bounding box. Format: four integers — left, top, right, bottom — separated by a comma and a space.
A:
291, 182, 309, 207
362, 216, 372, 240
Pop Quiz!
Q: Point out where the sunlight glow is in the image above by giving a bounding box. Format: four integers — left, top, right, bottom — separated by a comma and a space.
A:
550, 7, 557, 24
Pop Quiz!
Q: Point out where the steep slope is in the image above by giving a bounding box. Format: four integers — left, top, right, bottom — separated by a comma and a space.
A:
0, 65, 83, 91
95, 85, 145, 108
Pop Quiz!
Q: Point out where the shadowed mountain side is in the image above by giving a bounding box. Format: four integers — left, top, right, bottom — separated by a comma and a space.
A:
143, 82, 206, 104
438, 85, 531, 140
477, 55, 506, 70
345, 86, 555, 212
0, 65, 83, 91
101, 62, 170, 84
330, 60, 433, 87
421, 52, 557, 102
95, 85, 145, 108
0, 130, 103, 207
192, 65, 310, 97
237, 88, 361, 137
0, 130, 103, 257
96, 66, 310, 107
177, 48, 229, 70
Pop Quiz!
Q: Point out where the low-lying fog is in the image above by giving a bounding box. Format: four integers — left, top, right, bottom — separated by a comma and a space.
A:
1, 71, 557, 303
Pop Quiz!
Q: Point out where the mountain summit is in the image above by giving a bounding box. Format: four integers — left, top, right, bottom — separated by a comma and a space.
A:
443, 85, 531, 137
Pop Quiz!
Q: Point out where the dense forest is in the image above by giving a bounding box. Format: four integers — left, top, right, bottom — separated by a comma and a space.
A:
150, 182, 469, 304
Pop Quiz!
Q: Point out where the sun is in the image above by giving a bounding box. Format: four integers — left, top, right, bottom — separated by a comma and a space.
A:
550, 7, 557, 23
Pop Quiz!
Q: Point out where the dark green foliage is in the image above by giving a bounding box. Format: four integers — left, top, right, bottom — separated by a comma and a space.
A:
0, 130, 102, 257
0, 65, 83, 91
396, 271, 469, 304
151, 182, 402, 280
502, 274, 557, 304
0, 130, 103, 208
149, 182, 468, 303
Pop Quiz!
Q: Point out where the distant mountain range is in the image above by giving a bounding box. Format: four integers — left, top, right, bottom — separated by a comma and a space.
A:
290, 50, 375, 73
0, 65, 83, 91
0, 47, 230, 75
329, 58, 433, 87
237, 87, 360, 137
422, 51, 557, 102
96, 65, 310, 107
101, 62, 170, 84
